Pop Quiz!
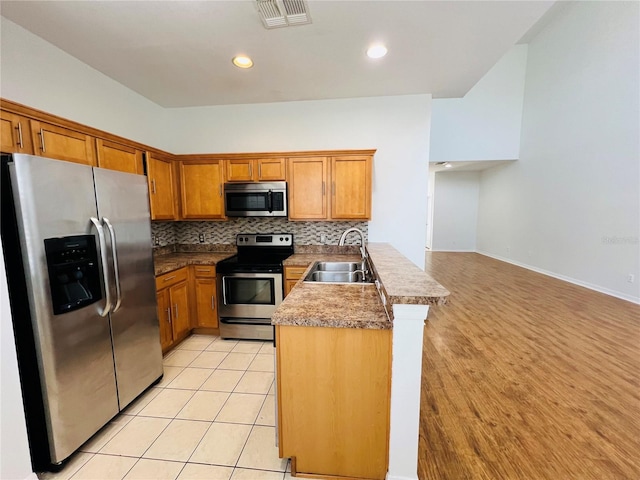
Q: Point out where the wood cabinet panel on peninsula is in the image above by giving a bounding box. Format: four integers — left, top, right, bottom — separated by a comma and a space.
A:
148, 153, 178, 220
226, 158, 286, 182
155, 268, 190, 352
1, 111, 34, 154
276, 325, 391, 479
179, 159, 225, 219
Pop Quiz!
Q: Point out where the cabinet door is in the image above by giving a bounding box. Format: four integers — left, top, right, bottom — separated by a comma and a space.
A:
148, 153, 177, 220
288, 157, 328, 220
194, 278, 218, 328
30, 120, 96, 166
156, 289, 173, 352
331, 156, 372, 220
226, 159, 254, 182
1, 111, 34, 154
257, 158, 286, 181
179, 160, 225, 219
96, 139, 143, 174
169, 281, 190, 339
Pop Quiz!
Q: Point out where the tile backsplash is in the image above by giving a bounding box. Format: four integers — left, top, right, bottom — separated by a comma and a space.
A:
151, 218, 368, 247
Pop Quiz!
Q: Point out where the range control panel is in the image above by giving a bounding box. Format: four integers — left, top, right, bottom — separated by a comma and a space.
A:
236, 233, 293, 247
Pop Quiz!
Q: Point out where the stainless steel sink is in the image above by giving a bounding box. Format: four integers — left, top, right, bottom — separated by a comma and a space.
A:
314, 261, 366, 272
303, 261, 374, 284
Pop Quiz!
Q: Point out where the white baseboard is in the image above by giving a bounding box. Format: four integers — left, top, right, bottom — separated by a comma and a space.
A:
430, 248, 476, 253
476, 250, 640, 305
386, 474, 418, 480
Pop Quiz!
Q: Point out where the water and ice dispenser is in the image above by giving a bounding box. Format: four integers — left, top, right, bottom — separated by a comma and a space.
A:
44, 235, 102, 315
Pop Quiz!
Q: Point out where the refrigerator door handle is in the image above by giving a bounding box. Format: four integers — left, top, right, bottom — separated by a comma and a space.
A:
90, 217, 113, 317
103, 217, 122, 312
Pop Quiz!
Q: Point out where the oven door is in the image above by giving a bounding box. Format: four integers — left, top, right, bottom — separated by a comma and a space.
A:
218, 272, 283, 319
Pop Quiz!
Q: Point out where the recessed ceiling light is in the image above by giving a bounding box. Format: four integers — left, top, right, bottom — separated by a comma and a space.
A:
444, 163, 453, 168
367, 45, 388, 59
232, 55, 253, 68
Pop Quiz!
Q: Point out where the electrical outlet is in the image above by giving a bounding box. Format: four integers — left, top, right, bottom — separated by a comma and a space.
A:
628, 274, 635, 284
198, 233, 205, 243
320, 234, 327, 244
153, 235, 160, 246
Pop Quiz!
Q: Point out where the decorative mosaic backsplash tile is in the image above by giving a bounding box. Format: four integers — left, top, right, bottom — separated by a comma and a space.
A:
151, 219, 368, 247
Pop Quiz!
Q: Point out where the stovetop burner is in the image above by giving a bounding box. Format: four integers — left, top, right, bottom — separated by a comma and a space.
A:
217, 233, 294, 273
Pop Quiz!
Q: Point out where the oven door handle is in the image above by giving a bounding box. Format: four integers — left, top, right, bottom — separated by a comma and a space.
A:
221, 276, 229, 306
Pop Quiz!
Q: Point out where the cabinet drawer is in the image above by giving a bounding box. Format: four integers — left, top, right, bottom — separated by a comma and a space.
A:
156, 267, 188, 289
285, 266, 308, 280
192, 265, 216, 278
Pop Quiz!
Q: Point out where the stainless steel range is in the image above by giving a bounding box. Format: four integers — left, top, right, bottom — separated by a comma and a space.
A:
217, 233, 294, 341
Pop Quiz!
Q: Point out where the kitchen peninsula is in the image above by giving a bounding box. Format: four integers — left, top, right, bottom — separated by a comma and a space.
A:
272, 243, 449, 480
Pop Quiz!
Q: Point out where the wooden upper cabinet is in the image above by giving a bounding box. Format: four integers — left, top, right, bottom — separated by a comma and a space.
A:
257, 158, 286, 181
331, 155, 372, 220
226, 158, 286, 182
96, 139, 143, 175
1, 111, 34, 154
147, 153, 178, 220
179, 160, 225, 220
30, 120, 96, 166
288, 156, 329, 220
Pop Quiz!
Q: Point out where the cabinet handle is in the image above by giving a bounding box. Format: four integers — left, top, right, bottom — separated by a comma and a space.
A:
258, 163, 262, 178
38, 128, 45, 152
211, 296, 215, 310
15, 122, 24, 148
163, 275, 176, 282
332, 181, 335, 196
151, 178, 157, 194
322, 181, 325, 195
166, 307, 171, 324
174, 304, 179, 319
219, 184, 222, 197
249, 163, 253, 178
196, 268, 211, 273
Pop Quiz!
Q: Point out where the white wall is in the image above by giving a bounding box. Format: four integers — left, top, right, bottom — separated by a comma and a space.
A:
432, 171, 480, 252
430, 45, 528, 162
0, 242, 35, 480
0, 17, 171, 151
477, 1, 640, 303
168, 95, 432, 267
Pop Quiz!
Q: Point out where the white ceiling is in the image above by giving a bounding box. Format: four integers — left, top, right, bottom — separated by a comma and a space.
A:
429, 160, 515, 173
0, 1, 555, 108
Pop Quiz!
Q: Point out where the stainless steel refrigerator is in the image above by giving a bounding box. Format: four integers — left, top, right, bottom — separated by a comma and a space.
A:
1, 154, 163, 470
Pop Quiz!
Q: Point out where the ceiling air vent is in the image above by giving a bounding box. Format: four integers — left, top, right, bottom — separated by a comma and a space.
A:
256, 0, 311, 29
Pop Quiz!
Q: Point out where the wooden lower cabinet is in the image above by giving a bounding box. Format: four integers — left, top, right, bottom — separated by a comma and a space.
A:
276, 325, 391, 480
155, 268, 191, 352
192, 265, 218, 328
283, 266, 308, 296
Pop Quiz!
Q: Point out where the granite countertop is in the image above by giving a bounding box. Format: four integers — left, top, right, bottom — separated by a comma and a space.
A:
154, 252, 235, 275
367, 243, 450, 306
272, 282, 391, 330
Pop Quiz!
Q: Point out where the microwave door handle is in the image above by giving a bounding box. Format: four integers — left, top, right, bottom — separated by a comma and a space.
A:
267, 190, 273, 213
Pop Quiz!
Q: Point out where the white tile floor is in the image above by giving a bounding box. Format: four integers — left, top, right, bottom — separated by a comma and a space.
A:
38, 335, 294, 480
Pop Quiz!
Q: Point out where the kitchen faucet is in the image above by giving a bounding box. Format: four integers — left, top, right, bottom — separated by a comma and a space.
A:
338, 227, 367, 260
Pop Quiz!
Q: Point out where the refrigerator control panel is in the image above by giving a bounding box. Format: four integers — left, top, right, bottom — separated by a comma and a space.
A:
44, 235, 102, 315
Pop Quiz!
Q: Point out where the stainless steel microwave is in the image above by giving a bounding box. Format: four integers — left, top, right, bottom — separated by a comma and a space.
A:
224, 181, 288, 217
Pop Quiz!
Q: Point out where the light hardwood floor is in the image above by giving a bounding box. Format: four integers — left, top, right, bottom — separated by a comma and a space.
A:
420, 252, 639, 480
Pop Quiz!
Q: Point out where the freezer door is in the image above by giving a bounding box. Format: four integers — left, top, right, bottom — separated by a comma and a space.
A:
93, 167, 163, 409
8, 154, 119, 463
